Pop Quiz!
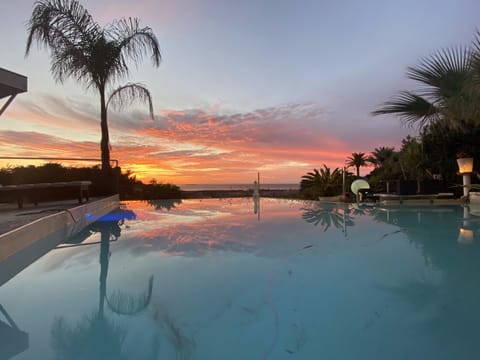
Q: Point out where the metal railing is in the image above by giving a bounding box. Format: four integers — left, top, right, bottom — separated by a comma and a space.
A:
0, 156, 119, 168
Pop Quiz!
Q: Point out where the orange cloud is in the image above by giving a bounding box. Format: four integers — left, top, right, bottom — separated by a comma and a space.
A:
0, 101, 398, 184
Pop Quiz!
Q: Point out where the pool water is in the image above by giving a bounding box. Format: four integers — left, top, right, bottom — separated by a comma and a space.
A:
1, 198, 480, 359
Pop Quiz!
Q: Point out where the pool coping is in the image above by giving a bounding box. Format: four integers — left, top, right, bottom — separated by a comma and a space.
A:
0, 195, 119, 263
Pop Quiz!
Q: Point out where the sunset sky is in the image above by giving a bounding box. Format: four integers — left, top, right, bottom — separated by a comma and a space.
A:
1, 0, 479, 184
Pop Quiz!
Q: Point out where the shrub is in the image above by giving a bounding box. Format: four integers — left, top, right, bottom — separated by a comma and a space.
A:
300, 165, 343, 199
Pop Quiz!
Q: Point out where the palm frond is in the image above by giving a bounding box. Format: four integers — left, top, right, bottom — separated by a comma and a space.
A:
406, 47, 471, 101
107, 83, 155, 118
346, 152, 367, 166
26, 0, 99, 54
108, 17, 161, 69
106, 275, 154, 316
372, 91, 440, 128
460, 29, 480, 120
26, 0, 101, 86
471, 29, 480, 79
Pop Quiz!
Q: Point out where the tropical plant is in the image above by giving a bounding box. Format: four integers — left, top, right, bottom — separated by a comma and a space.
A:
420, 121, 480, 185
398, 135, 427, 181
367, 147, 397, 168
300, 165, 343, 199
346, 152, 368, 177
25, 0, 161, 174
366, 147, 401, 189
372, 45, 475, 130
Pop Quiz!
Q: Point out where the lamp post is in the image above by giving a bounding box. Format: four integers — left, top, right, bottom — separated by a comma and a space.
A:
457, 156, 474, 198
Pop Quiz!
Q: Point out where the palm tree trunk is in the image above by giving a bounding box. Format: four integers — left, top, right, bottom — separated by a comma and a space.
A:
99, 87, 111, 174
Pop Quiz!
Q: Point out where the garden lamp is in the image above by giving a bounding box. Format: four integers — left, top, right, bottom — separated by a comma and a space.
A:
457, 156, 474, 198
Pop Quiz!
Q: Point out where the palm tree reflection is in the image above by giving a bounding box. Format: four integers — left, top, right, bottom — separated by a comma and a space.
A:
51, 208, 158, 359
301, 203, 355, 234
0, 304, 28, 359
147, 199, 182, 211
370, 205, 480, 348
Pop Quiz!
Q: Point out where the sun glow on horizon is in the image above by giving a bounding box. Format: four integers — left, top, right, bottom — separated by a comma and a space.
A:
1, 84, 406, 185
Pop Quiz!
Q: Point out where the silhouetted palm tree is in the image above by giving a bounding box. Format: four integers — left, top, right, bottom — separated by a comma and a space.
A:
368, 147, 397, 168
26, 0, 161, 173
346, 152, 368, 177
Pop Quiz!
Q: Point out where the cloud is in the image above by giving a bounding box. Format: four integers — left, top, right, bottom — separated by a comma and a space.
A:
6, 93, 99, 136
0, 100, 411, 183
0, 131, 98, 157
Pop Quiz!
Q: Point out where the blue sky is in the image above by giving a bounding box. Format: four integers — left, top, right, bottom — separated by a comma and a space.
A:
1, 0, 479, 183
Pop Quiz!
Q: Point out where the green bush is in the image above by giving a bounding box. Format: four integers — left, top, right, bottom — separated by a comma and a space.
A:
300, 165, 344, 199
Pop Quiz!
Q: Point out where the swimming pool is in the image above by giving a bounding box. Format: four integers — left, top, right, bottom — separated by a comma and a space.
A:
1, 198, 479, 359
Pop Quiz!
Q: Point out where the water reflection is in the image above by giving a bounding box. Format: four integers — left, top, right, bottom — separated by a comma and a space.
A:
146, 199, 182, 211
5, 199, 480, 358
457, 205, 480, 245
68, 201, 480, 358
0, 304, 28, 359
51, 208, 158, 360
368, 204, 480, 350
301, 202, 354, 234
253, 196, 260, 221
63, 208, 136, 248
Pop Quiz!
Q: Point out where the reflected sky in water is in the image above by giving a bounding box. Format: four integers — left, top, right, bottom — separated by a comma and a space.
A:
1, 199, 480, 359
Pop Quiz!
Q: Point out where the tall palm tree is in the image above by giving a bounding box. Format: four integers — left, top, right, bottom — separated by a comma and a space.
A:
346, 152, 368, 177
372, 46, 474, 130
26, 0, 161, 173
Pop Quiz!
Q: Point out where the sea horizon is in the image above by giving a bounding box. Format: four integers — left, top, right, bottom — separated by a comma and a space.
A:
179, 183, 299, 191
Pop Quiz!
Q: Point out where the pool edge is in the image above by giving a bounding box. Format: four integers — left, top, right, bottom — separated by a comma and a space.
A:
0, 195, 119, 263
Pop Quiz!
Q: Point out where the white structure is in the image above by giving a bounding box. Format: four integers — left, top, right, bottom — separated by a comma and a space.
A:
457, 156, 474, 198
0, 68, 28, 117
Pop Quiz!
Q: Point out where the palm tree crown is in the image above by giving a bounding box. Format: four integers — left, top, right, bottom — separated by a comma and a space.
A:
346, 152, 368, 177
372, 38, 480, 130
300, 166, 343, 197
26, 0, 161, 173
368, 147, 397, 168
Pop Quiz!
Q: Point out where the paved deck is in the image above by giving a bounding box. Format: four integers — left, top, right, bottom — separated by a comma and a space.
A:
0, 198, 103, 235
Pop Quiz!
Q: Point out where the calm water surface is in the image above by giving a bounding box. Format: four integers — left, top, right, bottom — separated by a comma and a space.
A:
1, 198, 480, 359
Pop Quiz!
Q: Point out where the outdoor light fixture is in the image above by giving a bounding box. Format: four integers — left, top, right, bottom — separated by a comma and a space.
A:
457, 156, 474, 198
457, 156, 474, 174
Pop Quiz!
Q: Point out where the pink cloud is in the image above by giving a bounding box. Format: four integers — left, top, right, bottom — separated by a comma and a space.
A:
0, 100, 405, 183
